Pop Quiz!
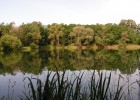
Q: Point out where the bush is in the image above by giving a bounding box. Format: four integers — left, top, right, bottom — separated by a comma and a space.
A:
0, 34, 22, 50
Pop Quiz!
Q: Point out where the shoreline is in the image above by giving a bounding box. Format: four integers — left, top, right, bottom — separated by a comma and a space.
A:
44, 44, 140, 51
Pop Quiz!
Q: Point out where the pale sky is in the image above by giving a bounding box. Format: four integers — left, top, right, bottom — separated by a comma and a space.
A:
0, 0, 140, 25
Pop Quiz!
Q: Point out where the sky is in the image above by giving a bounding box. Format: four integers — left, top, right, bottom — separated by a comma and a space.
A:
0, 0, 140, 26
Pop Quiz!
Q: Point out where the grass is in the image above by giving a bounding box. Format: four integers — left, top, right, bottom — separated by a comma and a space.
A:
21, 70, 124, 100
106, 45, 119, 50
107, 44, 140, 50
126, 44, 140, 50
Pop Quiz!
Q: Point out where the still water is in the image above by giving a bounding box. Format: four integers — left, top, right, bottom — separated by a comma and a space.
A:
0, 49, 140, 100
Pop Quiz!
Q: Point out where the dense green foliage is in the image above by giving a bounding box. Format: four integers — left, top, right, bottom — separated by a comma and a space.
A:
70, 26, 94, 46
0, 34, 22, 50
48, 23, 65, 46
0, 19, 140, 50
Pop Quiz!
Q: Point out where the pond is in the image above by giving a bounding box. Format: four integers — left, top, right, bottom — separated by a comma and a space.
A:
0, 49, 140, 100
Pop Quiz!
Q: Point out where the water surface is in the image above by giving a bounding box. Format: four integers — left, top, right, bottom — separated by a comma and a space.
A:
0, 49, 140, 100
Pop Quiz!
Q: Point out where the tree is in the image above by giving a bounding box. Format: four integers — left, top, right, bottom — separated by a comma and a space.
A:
120, 32, 129, 43
119, 19, 137, 29
83, 28, 94, 45
27, 32, 42, 44
70, 26, 94, 46
39, 25, 49, 46
63, 24, 77, 45
94, 25, 109, 47
118, 32, 129, 48
48, 23, 65, 46
19, 21, 43, 46
0, 34, 22, 50
128, 33, 140, 44
0, 22, 14, 37
70, 26, 85, 46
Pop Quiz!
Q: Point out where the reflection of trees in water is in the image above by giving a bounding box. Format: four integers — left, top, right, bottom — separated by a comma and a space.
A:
69, 50, 95, 69
47, 49, 139, 75
47, 50, 74, 70
0, 51, 44, 75
118, 50, 139, 74
0, 49, 139, 75
91, 50, 138, 74
0, 52, 22, 74
19, 52, 43, 74
0, 52, 22, 66
47, 50, 96, 70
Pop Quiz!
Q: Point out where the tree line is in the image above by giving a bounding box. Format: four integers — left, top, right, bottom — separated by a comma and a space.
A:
0, 19, 140, 51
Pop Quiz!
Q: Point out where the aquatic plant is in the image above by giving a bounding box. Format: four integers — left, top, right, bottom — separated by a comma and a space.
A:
21, 70, 124, 100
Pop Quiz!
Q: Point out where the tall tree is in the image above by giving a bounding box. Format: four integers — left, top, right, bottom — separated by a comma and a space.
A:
48, 23, 65, 46
70, 26, 85, 46
70, 26, 94, 46
83, 28, 94, 45
63, 24, 77, 45
19, 21, 43, 46
0, 22, 14, 37
119, 19, 137, 29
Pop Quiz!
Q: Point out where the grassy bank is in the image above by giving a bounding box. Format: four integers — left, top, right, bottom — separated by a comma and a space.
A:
106, 44, 140, 50
44, 44, 140, 51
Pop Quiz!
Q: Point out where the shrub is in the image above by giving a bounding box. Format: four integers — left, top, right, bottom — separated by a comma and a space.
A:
0, 34, 22, 50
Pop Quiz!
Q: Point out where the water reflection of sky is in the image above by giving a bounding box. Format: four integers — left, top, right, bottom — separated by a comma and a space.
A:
0, 69, 140, 100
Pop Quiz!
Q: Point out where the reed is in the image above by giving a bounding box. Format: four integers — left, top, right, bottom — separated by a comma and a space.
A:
21, 70, 124, 100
